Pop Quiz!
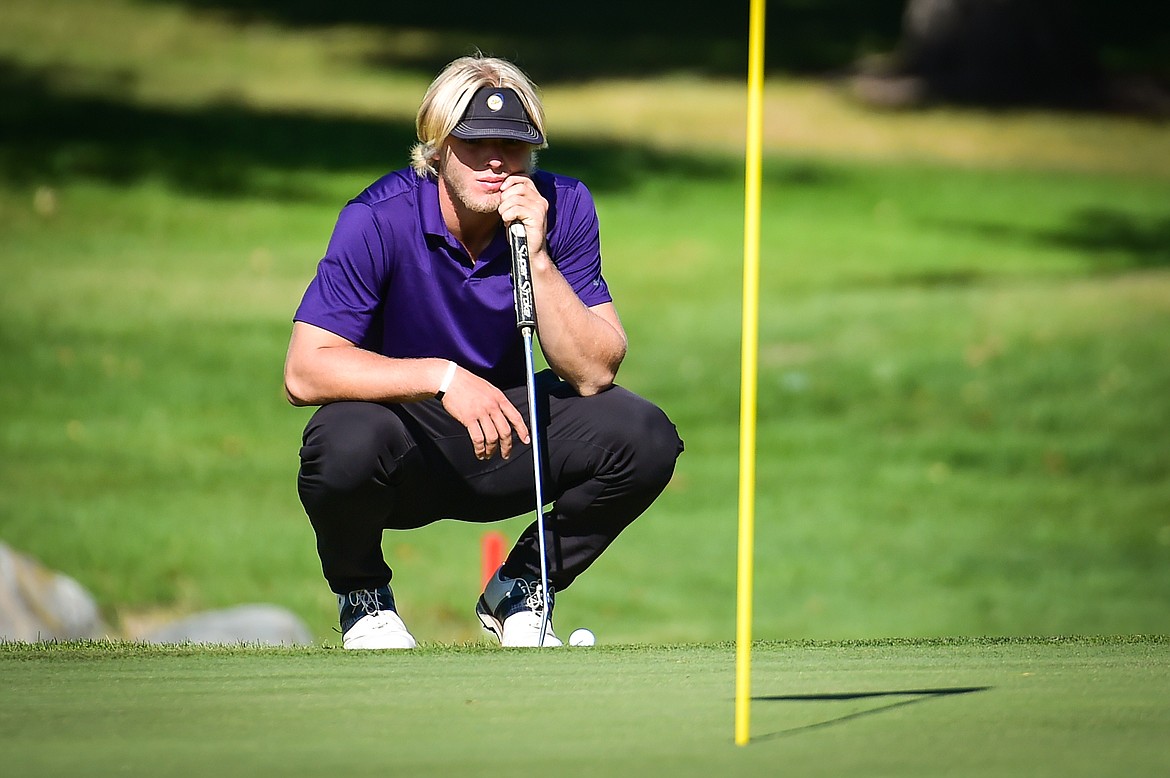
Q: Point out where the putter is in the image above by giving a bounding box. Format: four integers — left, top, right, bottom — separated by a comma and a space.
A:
509, 221, 551, 646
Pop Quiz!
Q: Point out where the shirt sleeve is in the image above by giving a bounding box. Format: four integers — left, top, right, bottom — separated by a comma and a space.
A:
550, 179, 612, 308
293, 202, 389, 345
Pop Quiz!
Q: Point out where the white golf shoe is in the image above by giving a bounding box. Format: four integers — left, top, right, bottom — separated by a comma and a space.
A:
339, 586, 417, 650
475, 568, 562, 648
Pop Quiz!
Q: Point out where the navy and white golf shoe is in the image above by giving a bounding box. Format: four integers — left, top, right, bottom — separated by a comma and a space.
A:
476, 567, 562, 648
339, 585, 417, 650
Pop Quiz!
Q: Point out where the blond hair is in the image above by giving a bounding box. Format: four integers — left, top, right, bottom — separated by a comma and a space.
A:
410, 54, 547, 177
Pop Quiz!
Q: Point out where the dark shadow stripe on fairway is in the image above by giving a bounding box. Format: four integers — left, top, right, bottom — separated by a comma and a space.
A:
750, 687, 990, 741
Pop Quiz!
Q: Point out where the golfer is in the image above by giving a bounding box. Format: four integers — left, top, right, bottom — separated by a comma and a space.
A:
284, 54, 683, 649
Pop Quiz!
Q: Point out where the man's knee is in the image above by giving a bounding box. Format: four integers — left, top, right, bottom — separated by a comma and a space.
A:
632, 402, 684, 492
299, 402, 413, 495
595, 389, 684, 491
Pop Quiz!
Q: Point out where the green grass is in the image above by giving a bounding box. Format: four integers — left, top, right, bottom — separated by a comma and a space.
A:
1, 0, 1169, 648
3, 637, 1168, 776
2, 4, 1169, 773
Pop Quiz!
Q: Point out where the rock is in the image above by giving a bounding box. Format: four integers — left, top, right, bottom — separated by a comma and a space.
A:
140, 604, 314, 646
0, 542, 313, 646
0, 542, 109, 641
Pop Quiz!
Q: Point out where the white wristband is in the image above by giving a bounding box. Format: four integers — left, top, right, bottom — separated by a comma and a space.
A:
435, 360, 457, 401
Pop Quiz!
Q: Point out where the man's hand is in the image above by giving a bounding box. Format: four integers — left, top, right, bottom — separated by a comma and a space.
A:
497, 175, 548, 258
439, 365, 530, 460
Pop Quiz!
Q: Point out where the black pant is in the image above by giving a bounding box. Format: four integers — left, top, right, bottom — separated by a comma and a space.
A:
297, 371, 684, 595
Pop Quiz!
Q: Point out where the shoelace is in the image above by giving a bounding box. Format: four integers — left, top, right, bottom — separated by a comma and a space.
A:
348, 589, 383, 615
517, 579, 553, 616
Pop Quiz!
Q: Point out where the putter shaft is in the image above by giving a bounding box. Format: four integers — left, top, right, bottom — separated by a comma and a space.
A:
510, 222, 551, 647
521, 327, 551, 646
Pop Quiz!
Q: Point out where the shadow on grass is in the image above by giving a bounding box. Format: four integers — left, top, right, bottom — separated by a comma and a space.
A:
138, 0, 906, 81
0, 60, 412, 198
752, 686, 991, 741
932, 210, 1170, 270
1042, 209, 1170, 268
0, 59, 751, 199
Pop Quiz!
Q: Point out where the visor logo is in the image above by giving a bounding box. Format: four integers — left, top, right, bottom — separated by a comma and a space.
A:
487, 93, 505, 112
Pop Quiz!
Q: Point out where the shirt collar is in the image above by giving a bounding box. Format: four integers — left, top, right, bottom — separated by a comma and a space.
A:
418, 174, 449, 240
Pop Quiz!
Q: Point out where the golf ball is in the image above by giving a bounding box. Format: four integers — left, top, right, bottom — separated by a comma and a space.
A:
569, 628, 596, 647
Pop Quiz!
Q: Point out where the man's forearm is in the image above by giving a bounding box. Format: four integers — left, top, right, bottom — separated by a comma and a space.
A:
530, 255, 627, 396
284, 324, 450, 406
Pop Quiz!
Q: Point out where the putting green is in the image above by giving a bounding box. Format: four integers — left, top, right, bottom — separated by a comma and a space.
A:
2, 637, 1167, 776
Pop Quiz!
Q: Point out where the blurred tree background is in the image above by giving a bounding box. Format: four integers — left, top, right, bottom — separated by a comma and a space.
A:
2, 0, 1167, 643
150, 0, 1169, 107
6, 1, 1166, 198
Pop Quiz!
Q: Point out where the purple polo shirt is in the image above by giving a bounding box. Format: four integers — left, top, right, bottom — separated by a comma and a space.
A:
294, 168, 611, 388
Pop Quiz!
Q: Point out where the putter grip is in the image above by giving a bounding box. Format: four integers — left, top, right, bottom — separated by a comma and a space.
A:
509, 222, 537, 331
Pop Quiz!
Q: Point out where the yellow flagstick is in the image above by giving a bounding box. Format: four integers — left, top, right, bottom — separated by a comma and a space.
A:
736, 0, 766, 748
